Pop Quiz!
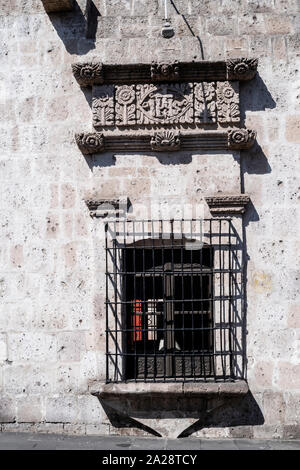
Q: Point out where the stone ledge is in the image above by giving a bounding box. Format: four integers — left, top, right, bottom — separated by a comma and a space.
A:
72, 58, 258, 87
41, 0, 73, 13
75, 129, 256, 154
90, 380, 249, 399
205, 195, 251, 215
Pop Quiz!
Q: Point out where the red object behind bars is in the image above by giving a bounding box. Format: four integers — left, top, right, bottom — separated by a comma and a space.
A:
132, 300, 143, 342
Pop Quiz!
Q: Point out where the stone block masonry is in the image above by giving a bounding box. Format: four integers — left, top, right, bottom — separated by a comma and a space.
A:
0, 0, 299, 439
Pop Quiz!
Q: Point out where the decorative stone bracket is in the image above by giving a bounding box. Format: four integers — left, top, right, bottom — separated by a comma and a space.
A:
85, 197, 130, 218
75, 129, 256, 154
72, 58, 258, 87
205, 195, 251, 215
41, 0, 73, 13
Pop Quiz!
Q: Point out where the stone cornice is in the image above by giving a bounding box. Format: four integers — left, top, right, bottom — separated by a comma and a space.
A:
72, 58, 258, 87
85, 198, 129, 218
205, 195, 251, 215
41, 0, 73, 13
75, 129, 256, 154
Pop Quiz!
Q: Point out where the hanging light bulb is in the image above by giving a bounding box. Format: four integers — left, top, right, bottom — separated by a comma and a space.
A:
162, 0, 174, 38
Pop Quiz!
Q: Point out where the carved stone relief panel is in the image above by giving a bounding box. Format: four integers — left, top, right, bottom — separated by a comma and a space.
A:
136, 83, 194, 125
216, 81, 240, 124
92, 86, 115, 127
194, 82, 216, 124
92, 81, 240, 129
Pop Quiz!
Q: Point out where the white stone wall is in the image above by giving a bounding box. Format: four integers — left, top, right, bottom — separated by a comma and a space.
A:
0, 0, 299, 438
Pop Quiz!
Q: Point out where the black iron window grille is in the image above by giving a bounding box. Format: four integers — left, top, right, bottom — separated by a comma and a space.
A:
105, 219, 245, 383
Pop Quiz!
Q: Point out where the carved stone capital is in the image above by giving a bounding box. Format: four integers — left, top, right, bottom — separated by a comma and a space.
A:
72, 62, 104, 87
41, 0, 73, 12
151, 61, 180, 81
228, 128, 256, 149
150, 131, 181, 151
85, 198, 129, 218
226, 58, 258, 81
205, 195, 251, 215
75, 132, 104, 154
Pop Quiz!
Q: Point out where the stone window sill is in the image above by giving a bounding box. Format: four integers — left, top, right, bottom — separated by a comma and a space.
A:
89, 380, 249, 399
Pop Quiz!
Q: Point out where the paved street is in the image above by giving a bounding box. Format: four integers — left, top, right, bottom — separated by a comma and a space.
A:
0, 433, 299, 450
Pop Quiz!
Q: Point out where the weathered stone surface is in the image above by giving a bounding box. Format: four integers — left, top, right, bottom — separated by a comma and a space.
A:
0, 0, 299, 440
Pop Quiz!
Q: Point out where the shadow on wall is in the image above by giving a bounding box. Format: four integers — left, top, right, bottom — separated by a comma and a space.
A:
97, 391, 264, 438
44, 0, 100, 54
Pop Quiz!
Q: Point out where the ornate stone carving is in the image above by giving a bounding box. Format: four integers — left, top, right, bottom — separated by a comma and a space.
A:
92, 86, 115, 127
75, 132, 104, 154
226, 58, 258, 81
72, 62, 103, 87
217, 81, 240, 124
205, 195, 251, 215
85, 198, 128, 218
194, 82, 216, 123
150, 131, 181, 151
75, 129, 256, 154
136, 83, 193, 125
151, 61, 180, 81
228, 128, 256, 149
41, 0, 73, 12
72, 59, 258, 86
115, 85, 136, 126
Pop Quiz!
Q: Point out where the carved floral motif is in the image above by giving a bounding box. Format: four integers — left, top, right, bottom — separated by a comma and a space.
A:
194, 82, 216, 123
92, 85, 115, 127
75, 132, 104, 154
150, 131, 181, 151
115, 85, 136, 126
151, 61, 180, 81
72, 62, 103, 87
228, 128, 256, 149
227, 58, 258, 81
217, 81, 240, 124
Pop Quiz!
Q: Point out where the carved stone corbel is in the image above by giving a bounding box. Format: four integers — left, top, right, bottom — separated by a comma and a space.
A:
41, 0, 73, 13
150, 61, 180, 81
75, 132, 104, 154
226, 58, 258, 81
85, 198, 129, 218
205, 195, 251, 215
228, 128, 256, 149
150, 131, 181, 151
72, 62, 104, 87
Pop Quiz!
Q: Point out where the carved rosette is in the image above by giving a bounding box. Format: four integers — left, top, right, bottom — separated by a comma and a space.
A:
72, 62, 104, 87
75, 132, 104, 154
194, 82, 216, 123
217, 81, 240, 124
92, 85, 115, 127
226, 58, 258, 81
150, 131, 181, 151
205, 195, 251, 215
151, 61, 180, 81
228, 128, 256, 149
115, 85, 136, 126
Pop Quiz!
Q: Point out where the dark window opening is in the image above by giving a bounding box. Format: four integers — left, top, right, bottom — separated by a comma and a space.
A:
124, 246, 214, 380
105, 219, 245, 383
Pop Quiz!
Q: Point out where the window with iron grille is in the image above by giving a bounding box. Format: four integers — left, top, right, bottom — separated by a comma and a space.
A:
105, 219, 245, 383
